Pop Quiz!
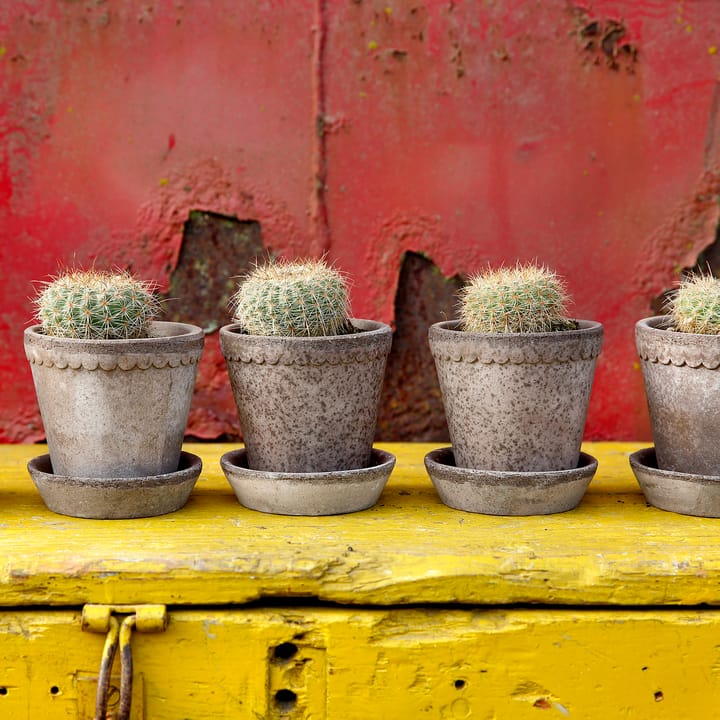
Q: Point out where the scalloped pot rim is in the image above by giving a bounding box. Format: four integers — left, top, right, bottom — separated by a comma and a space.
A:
428, 319, 603, 366
24, 322, 204, 371
636, 316, 720, 369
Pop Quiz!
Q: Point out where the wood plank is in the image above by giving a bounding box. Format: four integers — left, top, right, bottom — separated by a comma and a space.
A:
1, 607, 719, 718
3, 442, 718, 607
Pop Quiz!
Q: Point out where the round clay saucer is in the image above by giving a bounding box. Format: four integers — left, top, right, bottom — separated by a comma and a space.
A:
220, 448, 396, 516
27, 451, 202, 520
629, 446, 720, 517
424, 447, 598, 516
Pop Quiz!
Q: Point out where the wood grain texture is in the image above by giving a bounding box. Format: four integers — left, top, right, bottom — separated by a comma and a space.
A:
1, 608, 719, 718
1, 442, 716, 607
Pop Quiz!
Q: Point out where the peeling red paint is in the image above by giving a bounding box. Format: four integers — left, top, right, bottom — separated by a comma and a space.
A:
3, 0, 720, 442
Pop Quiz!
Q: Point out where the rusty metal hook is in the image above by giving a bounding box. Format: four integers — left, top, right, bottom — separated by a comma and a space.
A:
94, 616, 120, 720
118, 614, 137, 720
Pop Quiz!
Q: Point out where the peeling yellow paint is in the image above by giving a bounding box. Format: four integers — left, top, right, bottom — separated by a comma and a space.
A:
2, 442, 720, 716
2, 608, 720, 717
0, 443, 719, 609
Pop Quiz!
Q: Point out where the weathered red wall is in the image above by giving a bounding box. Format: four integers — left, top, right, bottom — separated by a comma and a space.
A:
2, 0, 719, 443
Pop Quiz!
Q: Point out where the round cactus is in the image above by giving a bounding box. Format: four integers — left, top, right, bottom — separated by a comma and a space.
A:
459, 264, 576, 334
232, 259, 351, 337
670, 273, 720, 334
35, 270, 160, 340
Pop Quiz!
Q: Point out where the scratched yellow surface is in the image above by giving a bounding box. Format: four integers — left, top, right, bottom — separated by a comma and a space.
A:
0, 442, 717, 607
1, 607, 720, 719
2, 443, 720, 718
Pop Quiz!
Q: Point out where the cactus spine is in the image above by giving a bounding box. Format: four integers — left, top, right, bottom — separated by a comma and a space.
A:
459, 264, 576, 334
670, 273, 720, 334
232, 259, 351, 337
35, 270, 160, 340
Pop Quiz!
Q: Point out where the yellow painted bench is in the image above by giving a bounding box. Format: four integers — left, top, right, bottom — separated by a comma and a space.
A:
1, 442, 718, 718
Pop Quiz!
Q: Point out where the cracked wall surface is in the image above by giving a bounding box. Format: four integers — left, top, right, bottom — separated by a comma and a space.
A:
2, 0, 720, 442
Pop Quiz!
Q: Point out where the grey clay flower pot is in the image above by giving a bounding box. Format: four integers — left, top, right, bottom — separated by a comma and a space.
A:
636, 316, 720, 475
220, 319, 392, 473
24, 321, 204, 479
429, 320, 603, 472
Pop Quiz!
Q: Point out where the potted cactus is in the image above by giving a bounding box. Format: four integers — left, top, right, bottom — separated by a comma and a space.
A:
633, 273, 720, 516
425, 264, 603, 515
24, 270, 204, 519
219, 258, 394, 515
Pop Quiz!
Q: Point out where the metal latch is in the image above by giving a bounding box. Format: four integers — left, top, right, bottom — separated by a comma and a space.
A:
82, 604, 167, 720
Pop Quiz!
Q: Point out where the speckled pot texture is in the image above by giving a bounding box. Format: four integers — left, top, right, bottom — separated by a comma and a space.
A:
429, 320, 603, 472
636, 316, 720, 475
220, 320, 392, 473
24, 321, 204, 479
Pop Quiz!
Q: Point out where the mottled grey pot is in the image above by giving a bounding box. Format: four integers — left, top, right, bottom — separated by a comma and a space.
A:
428, 320, 603, 472
24, 322, 204, 478
636, 316, 720, 475
27, 451, 202, 519
220, 320, 392, 473
220, 448, 395, 515
425, 447, 597, 515
629, 447, 720, 517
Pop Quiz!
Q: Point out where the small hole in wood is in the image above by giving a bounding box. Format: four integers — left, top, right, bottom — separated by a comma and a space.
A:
0, 687, 7, 696
273, 642, 299, 662
454, 679, 466, 689
50, 686, 60, 695
275, 689, 297, 711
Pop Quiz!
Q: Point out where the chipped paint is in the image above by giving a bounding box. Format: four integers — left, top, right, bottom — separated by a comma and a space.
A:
3, 1, 720, 441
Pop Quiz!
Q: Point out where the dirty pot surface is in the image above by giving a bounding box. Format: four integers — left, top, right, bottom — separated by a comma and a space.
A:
429, 320, 603, 472
220, 320, 392, 473
636, 316, 720, 475
24, 322, 204, 478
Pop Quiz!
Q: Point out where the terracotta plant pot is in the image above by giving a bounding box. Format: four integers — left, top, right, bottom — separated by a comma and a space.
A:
635, 315, 720, 475
220, 319, 392, 473
24, 321, 204, 479
428, 320, 603, 472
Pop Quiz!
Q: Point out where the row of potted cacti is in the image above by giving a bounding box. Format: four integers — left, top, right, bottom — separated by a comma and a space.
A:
20, 259, 720, 520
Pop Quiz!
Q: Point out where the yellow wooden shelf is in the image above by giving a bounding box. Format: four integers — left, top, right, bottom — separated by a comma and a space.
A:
0, 441, 714, 608
4, 443, 720, 719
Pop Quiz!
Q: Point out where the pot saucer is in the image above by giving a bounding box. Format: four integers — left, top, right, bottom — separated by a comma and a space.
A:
27, 451, 202, 519
424, 447, 598, 516
629, 446, 720, 517
220, 448, 396, 516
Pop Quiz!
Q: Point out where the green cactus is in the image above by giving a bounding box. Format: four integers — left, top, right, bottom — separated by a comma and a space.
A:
459, 264, 577, 334
35, 270, 160, 340
670, 273, 720, 334
232, 259, 351, 337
